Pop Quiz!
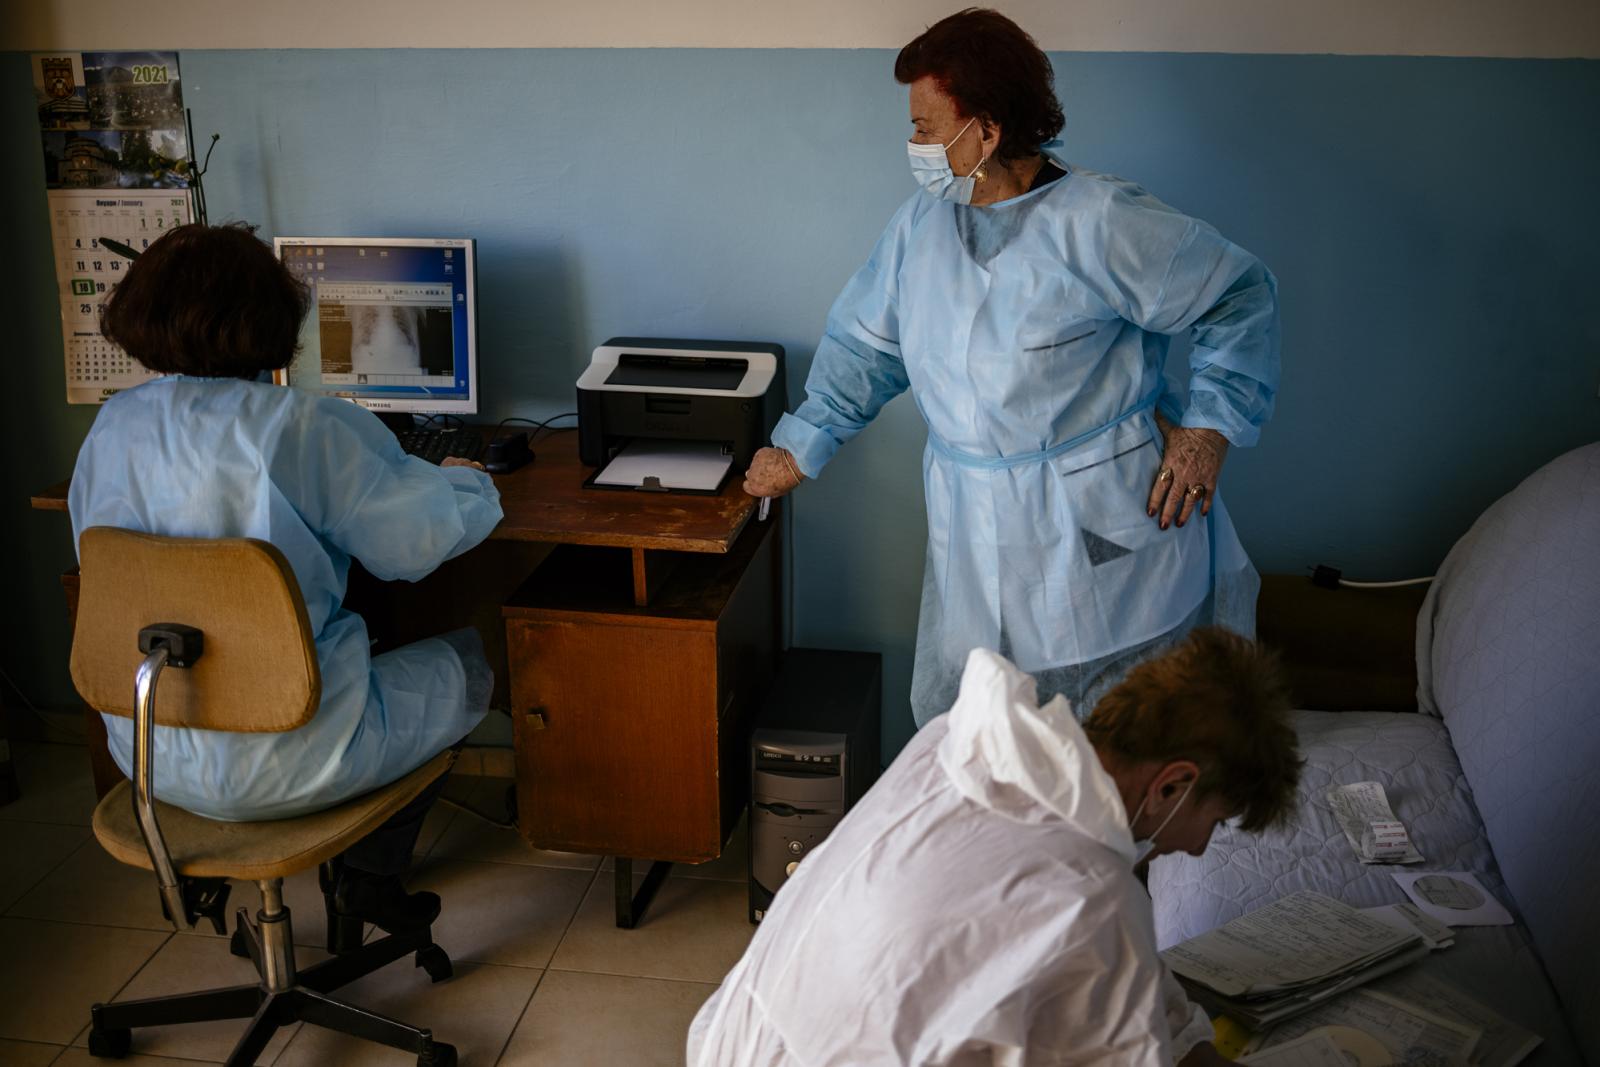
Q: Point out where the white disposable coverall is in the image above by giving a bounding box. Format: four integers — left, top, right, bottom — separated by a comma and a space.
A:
687, 648, 1212, 1066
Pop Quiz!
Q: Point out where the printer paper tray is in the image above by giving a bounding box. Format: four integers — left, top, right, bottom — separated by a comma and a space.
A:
585, 439, 734, 495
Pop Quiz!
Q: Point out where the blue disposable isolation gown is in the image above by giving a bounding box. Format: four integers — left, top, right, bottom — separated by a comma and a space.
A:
69, 376, 503, 821
773, 144, 1279, 724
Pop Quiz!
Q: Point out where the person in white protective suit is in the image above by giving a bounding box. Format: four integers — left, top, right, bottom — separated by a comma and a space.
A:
688, 627, 1301, 1066
743, 10, 1280, 726
70, 222, 501, 934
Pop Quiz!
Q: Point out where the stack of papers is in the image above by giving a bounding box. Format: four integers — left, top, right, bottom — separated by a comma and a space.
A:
1161, 892, 1429, 1029
1359, 903, 1456, 950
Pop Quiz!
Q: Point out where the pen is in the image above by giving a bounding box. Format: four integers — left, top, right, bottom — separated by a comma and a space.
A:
759, 496, 772, 522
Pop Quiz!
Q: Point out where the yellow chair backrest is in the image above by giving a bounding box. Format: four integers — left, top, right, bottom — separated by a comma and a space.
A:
71, 527, 321, 732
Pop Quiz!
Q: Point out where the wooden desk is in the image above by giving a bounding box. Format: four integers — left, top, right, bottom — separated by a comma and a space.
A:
32, 433, 756, 605
33, 430, 779, 926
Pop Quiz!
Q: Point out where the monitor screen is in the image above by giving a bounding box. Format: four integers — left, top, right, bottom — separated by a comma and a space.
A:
274, 236, 477, 415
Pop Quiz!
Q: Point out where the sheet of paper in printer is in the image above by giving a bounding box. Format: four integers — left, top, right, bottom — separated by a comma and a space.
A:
592, 439, 733, 492
1327, 781, 1424, 864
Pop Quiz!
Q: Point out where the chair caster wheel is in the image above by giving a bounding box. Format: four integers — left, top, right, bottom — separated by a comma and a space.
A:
229, 926, 251, 959
418, 1039, 457, 1066
416, 943, 453, 982
88, 1024, 133, 1059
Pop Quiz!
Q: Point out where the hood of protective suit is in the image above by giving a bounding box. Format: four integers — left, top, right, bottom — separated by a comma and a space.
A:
937, 647, 1138, 861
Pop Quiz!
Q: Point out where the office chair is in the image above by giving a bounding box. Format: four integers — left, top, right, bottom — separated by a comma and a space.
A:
71, 527, 458, 1066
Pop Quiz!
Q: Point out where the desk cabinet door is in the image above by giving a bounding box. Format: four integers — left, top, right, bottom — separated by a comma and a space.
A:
507, 617, 721, 861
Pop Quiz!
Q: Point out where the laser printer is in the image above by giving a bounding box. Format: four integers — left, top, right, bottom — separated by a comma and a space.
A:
577, 337, 786, 493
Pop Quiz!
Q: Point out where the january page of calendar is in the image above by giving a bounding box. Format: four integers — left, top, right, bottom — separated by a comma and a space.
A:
50, 191, 192, 403
31, 49, 192, 403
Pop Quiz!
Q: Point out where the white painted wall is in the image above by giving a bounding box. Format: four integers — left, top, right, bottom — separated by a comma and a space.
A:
6, 0, 1599, 58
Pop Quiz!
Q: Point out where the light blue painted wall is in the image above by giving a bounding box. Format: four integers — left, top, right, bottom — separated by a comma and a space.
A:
4, 50, 1598, 755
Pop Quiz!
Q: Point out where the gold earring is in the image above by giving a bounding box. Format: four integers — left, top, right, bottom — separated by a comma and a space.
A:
975, 159, 989, 182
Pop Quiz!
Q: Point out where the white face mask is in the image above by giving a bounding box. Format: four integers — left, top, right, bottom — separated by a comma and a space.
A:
1129, 780, 1194, 866
907, 117, 985, 204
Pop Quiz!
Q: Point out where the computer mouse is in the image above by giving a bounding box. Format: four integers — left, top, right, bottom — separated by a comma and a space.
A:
484, 431, 532, 474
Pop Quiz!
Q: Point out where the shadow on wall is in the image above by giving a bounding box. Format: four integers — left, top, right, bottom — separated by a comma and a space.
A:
474, 244, 590, 411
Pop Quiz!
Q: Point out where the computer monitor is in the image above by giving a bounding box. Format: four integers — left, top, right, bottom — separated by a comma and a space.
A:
273, 236, 477, 416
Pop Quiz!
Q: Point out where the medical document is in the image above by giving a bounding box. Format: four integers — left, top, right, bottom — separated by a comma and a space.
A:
1253, 989, 1481, 1065
1162, 892, 1418, 996
1327, 781, 1424, 864
1369, 970, 1542, 1067
1162, 892, 1428, 1028
1238, 1031, 1347, 1067
1359, 902, 1455, 950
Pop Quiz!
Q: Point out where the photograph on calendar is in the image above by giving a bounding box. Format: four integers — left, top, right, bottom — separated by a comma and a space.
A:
40, 128, 191, 190
83, 51, 187, 131
32, 53, 90, 129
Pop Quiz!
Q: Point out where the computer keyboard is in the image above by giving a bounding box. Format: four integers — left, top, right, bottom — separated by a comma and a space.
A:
396, 427, 485, 465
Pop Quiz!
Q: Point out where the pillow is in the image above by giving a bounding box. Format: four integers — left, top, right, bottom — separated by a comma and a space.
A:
1414, 442, 1600, 1061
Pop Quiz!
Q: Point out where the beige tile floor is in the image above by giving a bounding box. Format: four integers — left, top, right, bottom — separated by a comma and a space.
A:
0, 742, 754, 1066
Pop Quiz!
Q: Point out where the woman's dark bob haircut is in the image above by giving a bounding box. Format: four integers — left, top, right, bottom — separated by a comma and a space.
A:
894, 8, 1065, 164
99, 222, 310, 380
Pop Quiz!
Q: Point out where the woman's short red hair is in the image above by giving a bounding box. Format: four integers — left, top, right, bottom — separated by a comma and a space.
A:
894, 8, 1065, 163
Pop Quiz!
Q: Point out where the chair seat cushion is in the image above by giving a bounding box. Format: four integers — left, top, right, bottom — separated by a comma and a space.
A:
92, 751, 454, 881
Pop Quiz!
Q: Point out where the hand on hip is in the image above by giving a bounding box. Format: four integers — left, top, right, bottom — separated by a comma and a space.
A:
1147, 414, 1227, 530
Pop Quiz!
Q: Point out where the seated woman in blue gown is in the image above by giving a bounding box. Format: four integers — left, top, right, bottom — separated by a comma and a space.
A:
69, 222, 503, 931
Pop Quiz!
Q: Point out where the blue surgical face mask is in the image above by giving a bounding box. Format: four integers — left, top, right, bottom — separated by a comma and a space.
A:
907, 117, 984, 204
1129, 780, 1194, 866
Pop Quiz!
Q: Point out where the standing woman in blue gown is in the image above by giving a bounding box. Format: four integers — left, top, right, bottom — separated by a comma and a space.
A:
69, 222, 502, 929
744, 9, 1281, 726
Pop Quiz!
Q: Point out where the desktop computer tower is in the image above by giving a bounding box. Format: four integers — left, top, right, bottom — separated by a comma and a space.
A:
749, 648, 881, 923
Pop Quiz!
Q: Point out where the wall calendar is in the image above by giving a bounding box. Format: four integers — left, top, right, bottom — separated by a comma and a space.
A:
31, 50, 192, 403
49, 190, 193, 403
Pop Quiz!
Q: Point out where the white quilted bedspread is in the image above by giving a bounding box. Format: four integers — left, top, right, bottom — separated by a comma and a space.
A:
1148, 709, 1584, 1064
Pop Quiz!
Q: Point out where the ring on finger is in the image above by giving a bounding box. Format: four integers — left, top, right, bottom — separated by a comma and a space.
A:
1156, 467, 1174, 483
1185, 483, 1207, 498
